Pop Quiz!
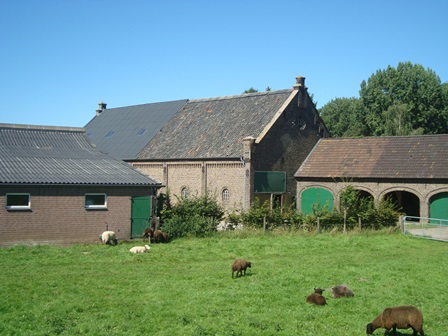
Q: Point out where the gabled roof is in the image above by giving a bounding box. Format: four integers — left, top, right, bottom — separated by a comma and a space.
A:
85, 99, 188, 160
295, 135, 448, 180
137, 89, 295, 159
0, 124, 161, 186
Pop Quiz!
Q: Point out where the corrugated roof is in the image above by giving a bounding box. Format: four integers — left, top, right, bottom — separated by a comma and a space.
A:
138, 89, 294, 159
0, 124, 161, 186
84, 100, 188, 160
295, 135, 448, 179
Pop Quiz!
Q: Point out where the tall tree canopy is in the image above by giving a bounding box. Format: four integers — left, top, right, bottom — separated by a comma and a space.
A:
320, 62, 448, 137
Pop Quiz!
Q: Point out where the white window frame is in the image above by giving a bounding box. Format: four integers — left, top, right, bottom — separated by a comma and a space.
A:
6, 193, 31, 210
85, 193, 107, 209
222, 188, 230, 202
180, 187, 189, 199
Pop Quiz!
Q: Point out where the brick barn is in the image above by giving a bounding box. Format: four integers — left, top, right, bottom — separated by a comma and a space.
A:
0, 124, 162, 246
295, 135, 448, 220
85, 76, 329, 213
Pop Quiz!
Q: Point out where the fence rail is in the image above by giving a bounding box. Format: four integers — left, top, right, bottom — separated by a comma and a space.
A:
401, 216, 448, 242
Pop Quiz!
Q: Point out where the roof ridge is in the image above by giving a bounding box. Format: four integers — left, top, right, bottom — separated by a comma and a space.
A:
189, 89, 293, 103
0, 123, 84, 132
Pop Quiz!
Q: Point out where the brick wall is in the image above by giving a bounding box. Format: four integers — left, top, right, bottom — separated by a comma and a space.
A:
296, 180, 448, 218
133, 161, 246, 213
0, 185, 153, 246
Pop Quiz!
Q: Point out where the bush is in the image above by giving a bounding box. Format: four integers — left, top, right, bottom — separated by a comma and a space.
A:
161, 191, 224, 238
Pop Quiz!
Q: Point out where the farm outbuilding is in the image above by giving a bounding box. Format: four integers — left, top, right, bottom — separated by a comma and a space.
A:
295, 135, 448, 220
0, 124, 162, 246
85, 76, 329, 213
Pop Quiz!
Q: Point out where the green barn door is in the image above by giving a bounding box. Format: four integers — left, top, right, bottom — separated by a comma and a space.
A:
301, 188, 333, 215
430, 192, 448, 221
131, 196, 151, 238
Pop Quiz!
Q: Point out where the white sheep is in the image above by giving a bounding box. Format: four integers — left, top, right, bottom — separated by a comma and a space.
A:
129, 245, 151, 254
100, 231, 118, 245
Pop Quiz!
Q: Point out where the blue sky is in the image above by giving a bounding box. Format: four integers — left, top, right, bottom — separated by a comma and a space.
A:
1, 1, 447, 127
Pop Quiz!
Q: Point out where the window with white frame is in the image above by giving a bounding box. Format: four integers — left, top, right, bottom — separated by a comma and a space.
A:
6, 193, 31, 210
85, 193, 107, 209
222, 188, 230, 202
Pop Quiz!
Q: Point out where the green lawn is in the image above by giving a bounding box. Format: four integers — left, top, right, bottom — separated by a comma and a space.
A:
0, 230, 446, 335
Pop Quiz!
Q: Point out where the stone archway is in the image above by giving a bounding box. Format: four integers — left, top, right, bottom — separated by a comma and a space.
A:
384, 190, 420, 218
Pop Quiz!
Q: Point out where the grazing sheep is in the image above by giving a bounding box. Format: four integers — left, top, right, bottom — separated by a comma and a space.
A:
331, 285, 354, 298
100, 231, 118, 245
153, 229, 168, 243
366, 305, 424, 336
306, 288, 327, 305
143, 227, 154, 239
231, 258, 252, 278
129, 245, 151, 254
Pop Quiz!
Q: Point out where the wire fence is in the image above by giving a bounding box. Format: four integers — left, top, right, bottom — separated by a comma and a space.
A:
401, 216, 448, 242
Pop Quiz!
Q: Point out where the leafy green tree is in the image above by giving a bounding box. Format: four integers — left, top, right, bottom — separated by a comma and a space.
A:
360, 62, 448, 135
243, 87, 258, 93
320, 62, 448, 137
319, 97, 366, 137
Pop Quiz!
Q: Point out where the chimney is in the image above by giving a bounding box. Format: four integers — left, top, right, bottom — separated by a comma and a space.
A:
96, 101, 107, 115
293, 76, 306, 90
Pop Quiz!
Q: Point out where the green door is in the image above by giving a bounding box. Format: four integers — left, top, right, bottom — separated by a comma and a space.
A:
131, 196, 152, 238
301, 188, 333, 215
429, 192, 448, 222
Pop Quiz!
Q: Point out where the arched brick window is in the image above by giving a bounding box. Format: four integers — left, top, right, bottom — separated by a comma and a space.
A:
222, 188, 230, 202
181, 187, 189, 199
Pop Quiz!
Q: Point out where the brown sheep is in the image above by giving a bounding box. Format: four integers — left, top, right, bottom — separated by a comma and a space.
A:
306, 288, 327, 305
143, 227, 154, 239
231, 258, 252, 278
153, 229, 168, 243
366, 305, 424, 335
331, 285, 354, 298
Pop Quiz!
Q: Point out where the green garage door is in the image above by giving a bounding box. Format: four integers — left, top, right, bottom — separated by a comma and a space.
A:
430, 192, 448, 221
131, 196, 152, 238
301, 188, 333, 215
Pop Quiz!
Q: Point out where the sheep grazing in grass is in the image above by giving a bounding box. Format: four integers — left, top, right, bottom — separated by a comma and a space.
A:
306, 288, 327, 305
331, 285, 354, 298
100, 231, 118, 245
153, 229, 168, 243
366, 305, 424, 336
129, 245, 151, 254
143, 227, 154, 240
231, 258, 252, 278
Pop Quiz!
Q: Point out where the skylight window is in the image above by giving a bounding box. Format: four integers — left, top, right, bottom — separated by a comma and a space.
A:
105, 131, 115, 138
137, 128, 147, 136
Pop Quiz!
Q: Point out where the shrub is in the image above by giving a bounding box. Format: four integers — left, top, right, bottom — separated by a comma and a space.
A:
161, 191, 224, 238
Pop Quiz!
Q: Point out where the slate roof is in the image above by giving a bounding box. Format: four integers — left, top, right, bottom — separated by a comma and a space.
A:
137, 89, 295, 159
0, 124, 162, 186
84, 99, 188, 160
295, 135, 448, 180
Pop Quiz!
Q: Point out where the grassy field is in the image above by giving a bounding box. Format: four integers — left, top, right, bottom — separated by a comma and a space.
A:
0, 230, 446, 335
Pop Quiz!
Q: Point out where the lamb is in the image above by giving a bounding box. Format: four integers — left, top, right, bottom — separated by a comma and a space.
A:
331, 285, 354, 298
100, 231, 118, 245
231, 258, 252, 278
129, 245, 151, 254
306, 288, 327, 305
366, 305, 424, 335
153, 229, 168, 243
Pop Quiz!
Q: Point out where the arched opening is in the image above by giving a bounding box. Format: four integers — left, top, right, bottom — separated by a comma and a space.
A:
429, 192, 448, 220
384, 190, 419, 218
301, 188, 333, 215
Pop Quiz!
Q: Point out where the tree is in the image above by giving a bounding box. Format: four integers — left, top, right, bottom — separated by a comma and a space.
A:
319, 97, 366, 137
319, 62, 448, 137
359, 61, 448, 135
243, 87, 258, 93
